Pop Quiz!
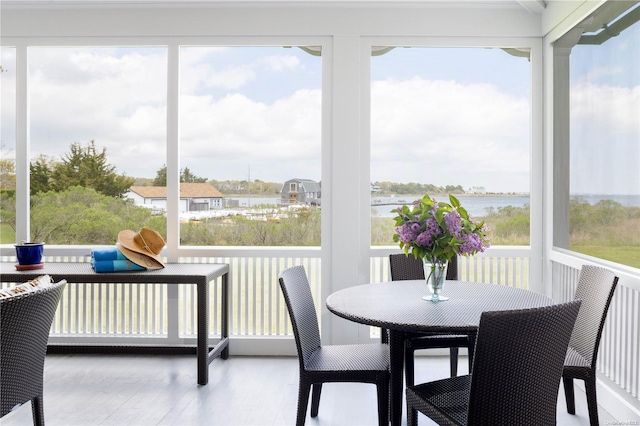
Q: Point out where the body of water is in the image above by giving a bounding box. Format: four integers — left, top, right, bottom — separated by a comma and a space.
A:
227, 194, 640, 218
371, 195, 531, 218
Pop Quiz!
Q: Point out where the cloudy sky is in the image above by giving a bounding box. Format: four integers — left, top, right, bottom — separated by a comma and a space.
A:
1, 29, 638, 195
569, 22, 640, 195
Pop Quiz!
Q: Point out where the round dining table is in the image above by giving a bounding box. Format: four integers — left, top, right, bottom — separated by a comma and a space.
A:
325, 279, 556, 426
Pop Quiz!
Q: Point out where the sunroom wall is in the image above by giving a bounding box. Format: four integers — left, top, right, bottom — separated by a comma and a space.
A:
2, 0, 639, 420
542, 1, 640, 421
1, 2, 545, 342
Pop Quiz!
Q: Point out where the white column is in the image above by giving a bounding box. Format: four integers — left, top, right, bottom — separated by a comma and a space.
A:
324, 35, 364, 345
551, 27, 583, 251
166, 43, 180, 262
15, 44, 29, 243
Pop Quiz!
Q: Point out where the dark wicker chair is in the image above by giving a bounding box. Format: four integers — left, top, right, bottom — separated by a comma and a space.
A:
1, 280, 67, 426
562, 265, 618, 426
387, 254, 472, 383
278, 265, 390, 426
406, 299, 582, 426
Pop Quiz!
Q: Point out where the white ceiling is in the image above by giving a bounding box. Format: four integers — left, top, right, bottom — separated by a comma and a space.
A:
1, 0, 547, 13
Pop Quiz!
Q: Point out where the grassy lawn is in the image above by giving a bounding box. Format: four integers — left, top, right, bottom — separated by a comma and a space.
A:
570, 244, 640, 269
0, 223, 15, 244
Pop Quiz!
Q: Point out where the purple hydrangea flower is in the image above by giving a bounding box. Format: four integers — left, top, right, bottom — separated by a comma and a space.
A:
415, 231, 433, 247
459, 233, 486, 255
444, 210, 462, 237
425, 217, 441, 236
395, 223, 418, 243
393, 194, 488, 261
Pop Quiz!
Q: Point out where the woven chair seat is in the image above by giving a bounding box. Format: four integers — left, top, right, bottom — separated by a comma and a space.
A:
306, 344, 389, 372
405, 334, 470, 349
564, 346, 590, 369
407, 375, 470, 425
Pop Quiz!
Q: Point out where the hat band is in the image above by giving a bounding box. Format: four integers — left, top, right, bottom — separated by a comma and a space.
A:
137, 232, 158, 255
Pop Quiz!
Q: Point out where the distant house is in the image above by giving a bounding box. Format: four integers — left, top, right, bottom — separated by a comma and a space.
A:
281, 178, 321, 205
371, 183, 382, 193
127, 182, 224, 212
468, 186, 487, 194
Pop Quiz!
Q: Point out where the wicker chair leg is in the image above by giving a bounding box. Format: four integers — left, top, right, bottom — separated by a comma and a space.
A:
376, 380, 390, 426
449, 347, 459, 377
31, 396, 45, 426
405, 346, 416, 387
562, 377, 576, 415
407, 402, 418, 426
310, 383, 322, 418
296, 381, 312, 426
584, 376, 600, 426
468, 333, 476, 373
381, 328, 389, 344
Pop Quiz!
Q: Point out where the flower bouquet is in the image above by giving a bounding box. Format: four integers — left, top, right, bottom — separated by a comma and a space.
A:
392, 194, 490, 301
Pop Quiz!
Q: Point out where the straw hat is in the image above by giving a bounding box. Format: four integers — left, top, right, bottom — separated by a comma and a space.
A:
116, 227, 166, 269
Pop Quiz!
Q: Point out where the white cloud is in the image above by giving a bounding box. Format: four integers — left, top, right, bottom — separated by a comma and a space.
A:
27, 48, 168, 176
179, 89, 322, 181
570, 82, 640, 195
259, 54, 301, 72
24, 47, 534, 191
571, 82, 640, 134
34, 47, 640, 195
578, 65, 625, 83
19, 47, 537, 192
371, 77, 531, 192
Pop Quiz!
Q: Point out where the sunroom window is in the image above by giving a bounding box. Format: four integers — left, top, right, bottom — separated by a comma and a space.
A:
24, 47, 168, 245
370, 46, 532, 248
566, 3, 640, 269
178, 46, 321, 247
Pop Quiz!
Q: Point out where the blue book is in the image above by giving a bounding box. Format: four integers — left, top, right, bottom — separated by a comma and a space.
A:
91, 248, 127, 262
91, 259, 146, 273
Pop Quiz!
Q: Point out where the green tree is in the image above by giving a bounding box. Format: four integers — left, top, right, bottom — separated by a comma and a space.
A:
444, 185, 464, 194
26, 186, 164, 244
181, 167, 207, 183
29, 155, 56, 195
0, 190, 16, 238
153, 165, 168, 186
49, 141, 134, 197
0, 154, 16, 190
153, 165, 206, 186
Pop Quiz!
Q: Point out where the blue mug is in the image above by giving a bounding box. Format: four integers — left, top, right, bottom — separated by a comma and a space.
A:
15, 242, 45, 265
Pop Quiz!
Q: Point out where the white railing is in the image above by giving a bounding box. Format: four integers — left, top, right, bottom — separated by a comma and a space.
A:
552, 260, 640, 401
1, 248, 322, 345
369, 246, 531, 289
1, 247, 533, 345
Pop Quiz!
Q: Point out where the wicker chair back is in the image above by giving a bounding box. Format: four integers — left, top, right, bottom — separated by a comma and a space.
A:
1, 280, 67, 425
407, 300, 581, 426
278, 265, 322, 368
562, 265, 618, 426
467, 300, 582, 425
389, 254, 458, 281
569, 265, 618, 365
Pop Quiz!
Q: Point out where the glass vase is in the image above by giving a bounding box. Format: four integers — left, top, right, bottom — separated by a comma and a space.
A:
422, 257, 449, 302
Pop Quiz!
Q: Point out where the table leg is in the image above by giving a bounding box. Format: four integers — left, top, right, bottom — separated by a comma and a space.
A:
197, 279, 210, 385
221, 273, 229, 359
389, 330, 406, 426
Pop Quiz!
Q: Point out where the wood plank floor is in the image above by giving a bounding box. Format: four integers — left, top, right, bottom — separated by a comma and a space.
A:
1, 353, 614, 425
